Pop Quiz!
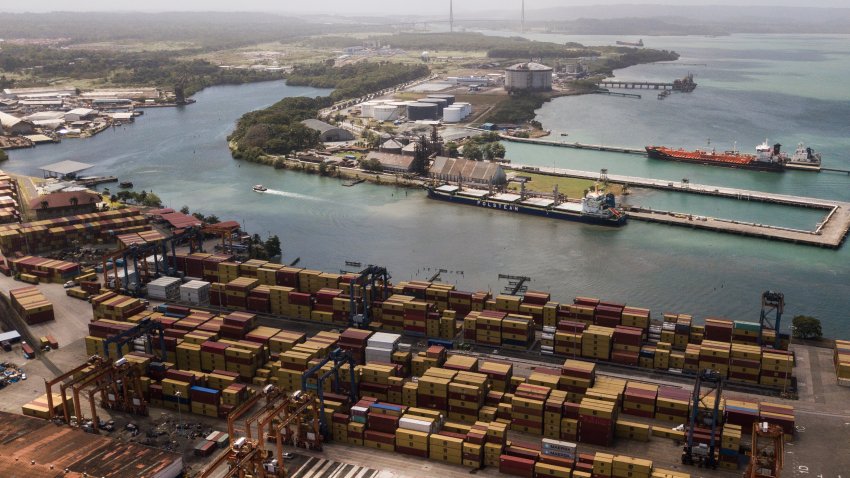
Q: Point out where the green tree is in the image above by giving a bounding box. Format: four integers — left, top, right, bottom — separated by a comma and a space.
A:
141, 192, 162, 207
445, 141, 459, 158
180, 205, 190, 215
318, 161, 328, 176
792, 315, 822, 340
0, 150, 8, 162
206, 215, 219, 224
490, 142, 506, 159
483, 143, 495, 161
264, 235, 282, 259
463, 143, 483, 161
361, 158, 383, 172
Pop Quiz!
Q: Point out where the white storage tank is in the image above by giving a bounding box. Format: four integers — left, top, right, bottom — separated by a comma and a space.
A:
442, 106, 463, 123
359, 101, 378, 118
373, 105, 399, 122
454, 102, 472, 118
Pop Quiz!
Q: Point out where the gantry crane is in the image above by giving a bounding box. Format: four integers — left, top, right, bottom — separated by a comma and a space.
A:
682, 369, 723, 469
101, 317, 167, 360
200, 386, 322, 478
301, 348, 359, 438
745, 422, 784, 478
45, 355, 148, 433
348, 265, 390, 328
759, 291, 785, 350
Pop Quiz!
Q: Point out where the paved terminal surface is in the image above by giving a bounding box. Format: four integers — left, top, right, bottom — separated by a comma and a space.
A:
0, 273, 96, 351
0, 282, 849, 477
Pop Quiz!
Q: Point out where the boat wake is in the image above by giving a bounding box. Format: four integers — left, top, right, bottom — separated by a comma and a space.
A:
263, 189, 325, 201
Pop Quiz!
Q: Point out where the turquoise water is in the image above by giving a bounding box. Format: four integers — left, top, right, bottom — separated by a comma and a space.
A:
3, 34, 850, 337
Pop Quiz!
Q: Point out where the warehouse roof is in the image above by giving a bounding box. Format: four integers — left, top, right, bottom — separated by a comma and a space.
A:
161, 212, 203, 228
0, 411, 183, 478
66, 107, 96, 116
0, 111, 24, 128
39, 160, 94, 176
429, 156, 506, 184
301, 119, 340, 134
365, 151, 415, 171
28, 190, 101, 210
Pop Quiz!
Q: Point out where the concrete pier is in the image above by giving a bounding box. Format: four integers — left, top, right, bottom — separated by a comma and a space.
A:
502, 134, 645, 154
506, 163, 850, 248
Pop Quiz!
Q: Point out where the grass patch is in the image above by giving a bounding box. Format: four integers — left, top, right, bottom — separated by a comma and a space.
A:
506, 171, 623, 199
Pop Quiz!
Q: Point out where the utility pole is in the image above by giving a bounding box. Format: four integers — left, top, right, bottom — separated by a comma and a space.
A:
450, 0, 454, 33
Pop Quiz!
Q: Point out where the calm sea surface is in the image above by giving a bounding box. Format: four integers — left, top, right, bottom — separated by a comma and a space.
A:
4, 34, 850, 336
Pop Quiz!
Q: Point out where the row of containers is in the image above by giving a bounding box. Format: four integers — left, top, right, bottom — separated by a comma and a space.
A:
77, 295, 796, 473
0, 207, 149, 254
833, 339, 850, 386
359, 95, 472, 123
5, 255, 81, 283
156, 255, 795, 390
0, 170, 22, 226
9, 285, 54, 325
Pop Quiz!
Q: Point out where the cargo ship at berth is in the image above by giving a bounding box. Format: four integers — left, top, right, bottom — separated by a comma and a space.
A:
645, 140, 788, 172
427, 184, 626, 226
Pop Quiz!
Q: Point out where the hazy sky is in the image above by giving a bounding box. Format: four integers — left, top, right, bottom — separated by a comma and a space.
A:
2, 0, 846, 15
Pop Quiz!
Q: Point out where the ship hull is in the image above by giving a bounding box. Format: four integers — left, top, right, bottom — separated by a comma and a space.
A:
645, 147, 785, 172
427, 189, 626, 226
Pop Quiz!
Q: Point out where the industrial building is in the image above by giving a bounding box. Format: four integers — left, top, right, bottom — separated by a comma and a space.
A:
0, 111, 35, 135
64, 107, 97, 122
0, 411, 183, 478
505, 62, 554, 92
428, 156, 508, 186
301, 119, 355, 143
28, 190, 102, 219
364, 151, 416, 173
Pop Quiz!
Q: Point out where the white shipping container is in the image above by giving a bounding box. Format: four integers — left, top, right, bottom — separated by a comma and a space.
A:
367, 332, 401, 348
180, 280, 211, 305
398, 417, 437, 433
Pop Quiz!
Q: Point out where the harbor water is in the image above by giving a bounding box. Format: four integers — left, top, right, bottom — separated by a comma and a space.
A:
4, 34, 850, 336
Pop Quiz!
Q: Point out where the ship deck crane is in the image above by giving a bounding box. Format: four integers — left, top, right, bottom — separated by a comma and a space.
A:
744, 422, 784, 478
682, 368, 723, 469
301, 347, 359, 438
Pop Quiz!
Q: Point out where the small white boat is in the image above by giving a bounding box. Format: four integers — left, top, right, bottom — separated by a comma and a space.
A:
252, 184, 268, 192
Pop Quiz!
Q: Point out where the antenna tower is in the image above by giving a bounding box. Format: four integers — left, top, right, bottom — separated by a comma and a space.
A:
522, 0, 526, 33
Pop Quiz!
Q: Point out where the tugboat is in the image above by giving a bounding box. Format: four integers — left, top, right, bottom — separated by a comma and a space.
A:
786, 143, 822, 168
119, 181, 133, 189
252, 184, 268, 192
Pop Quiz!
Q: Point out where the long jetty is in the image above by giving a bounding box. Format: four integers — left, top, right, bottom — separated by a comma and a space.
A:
501, 135, 850, 175
596, 80, 696, 93
505, 164, 850, 248
501, 134, 645, 155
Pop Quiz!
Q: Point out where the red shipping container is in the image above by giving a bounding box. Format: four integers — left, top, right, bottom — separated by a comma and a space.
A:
499, 455, 535, 478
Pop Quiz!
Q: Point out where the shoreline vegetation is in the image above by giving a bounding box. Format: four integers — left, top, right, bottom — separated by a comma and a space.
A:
228, 63, 429, 161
